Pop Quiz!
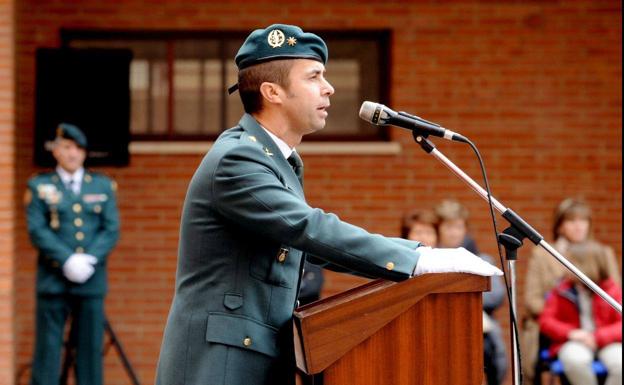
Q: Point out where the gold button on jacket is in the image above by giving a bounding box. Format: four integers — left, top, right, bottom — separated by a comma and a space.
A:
277, 248, 288, 263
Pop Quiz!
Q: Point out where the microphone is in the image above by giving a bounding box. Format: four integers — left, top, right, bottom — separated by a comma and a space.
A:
359, 101, 467, 142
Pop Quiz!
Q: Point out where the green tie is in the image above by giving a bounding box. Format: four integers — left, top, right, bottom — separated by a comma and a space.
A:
66, 179, 75, 194
287, 152, 303, 181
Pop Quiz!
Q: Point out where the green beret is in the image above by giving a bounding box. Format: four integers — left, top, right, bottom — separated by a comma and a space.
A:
56, 123, 87, 148
235, 24, 328, 70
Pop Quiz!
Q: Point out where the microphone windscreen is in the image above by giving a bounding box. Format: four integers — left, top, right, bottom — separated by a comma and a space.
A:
358, 101, 379, 124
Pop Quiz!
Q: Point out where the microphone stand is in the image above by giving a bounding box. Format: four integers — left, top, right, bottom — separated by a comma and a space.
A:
411, 132, 622, 385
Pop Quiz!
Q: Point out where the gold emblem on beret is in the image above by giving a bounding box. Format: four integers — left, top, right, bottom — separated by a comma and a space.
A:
287, 37, 297, 47
268, 29, 285, 48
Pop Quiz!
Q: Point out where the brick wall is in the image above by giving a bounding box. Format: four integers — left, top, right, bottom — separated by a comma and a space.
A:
13, 1, 621, 384
0, 0, 15, 383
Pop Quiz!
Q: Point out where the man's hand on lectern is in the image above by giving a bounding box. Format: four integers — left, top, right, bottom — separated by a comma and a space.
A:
413, 247, 503, 277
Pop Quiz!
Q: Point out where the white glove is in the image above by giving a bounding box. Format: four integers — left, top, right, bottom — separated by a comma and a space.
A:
62, 253, 98, 284
483, 311, 494, 333
414, 247, 503, 277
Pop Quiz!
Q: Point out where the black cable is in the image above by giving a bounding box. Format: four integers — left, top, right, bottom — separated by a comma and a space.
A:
462, 136, 524, 385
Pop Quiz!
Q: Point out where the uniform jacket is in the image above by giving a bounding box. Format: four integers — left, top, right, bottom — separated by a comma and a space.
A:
156, 114, 422, 385
26, 170, 120, 296
539, 278, 622, 356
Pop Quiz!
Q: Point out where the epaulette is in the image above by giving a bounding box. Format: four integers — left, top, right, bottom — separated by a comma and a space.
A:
84, 170, 117, 191
28, 170, 54, 181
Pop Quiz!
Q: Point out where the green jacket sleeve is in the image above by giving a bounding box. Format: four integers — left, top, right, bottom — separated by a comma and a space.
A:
306, 237, 421, 278
212, 144, 420, 281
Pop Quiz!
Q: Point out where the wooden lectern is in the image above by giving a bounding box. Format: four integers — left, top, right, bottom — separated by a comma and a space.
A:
293, 273, 490, 385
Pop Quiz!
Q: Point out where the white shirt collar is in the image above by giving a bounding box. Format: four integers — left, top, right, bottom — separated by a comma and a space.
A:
56, 166, 84, 186
261, 126, 294, 159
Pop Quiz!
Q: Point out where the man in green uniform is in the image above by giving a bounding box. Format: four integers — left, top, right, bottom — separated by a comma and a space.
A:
25, 123, 120, 385
155, 24, 502, 385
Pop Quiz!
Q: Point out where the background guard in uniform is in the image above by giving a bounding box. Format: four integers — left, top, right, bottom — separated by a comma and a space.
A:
25, 123, 120, 385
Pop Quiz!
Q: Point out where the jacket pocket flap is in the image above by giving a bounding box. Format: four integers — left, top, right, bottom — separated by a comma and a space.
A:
206, 313, 280, 358
223, 293, 243, 310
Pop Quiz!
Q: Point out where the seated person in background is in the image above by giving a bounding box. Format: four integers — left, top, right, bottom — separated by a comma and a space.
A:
539, 240, 622, 385
434, 199, 507, 385
402, 208, 439, 247
522, 198, 621, 382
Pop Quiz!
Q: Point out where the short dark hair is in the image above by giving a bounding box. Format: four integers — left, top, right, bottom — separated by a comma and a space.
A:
238, 60, 294, 114
553, 198, 592, 240
401, 209, 439, 239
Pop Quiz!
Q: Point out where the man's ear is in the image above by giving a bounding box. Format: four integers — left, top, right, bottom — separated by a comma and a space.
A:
259, 82, 284, 106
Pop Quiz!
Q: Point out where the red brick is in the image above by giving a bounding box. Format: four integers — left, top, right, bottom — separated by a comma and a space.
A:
6, 2, 623, 384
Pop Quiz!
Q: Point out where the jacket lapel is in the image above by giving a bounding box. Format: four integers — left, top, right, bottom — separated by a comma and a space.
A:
51, 172, 72, 201
238, 114, 305, 199
79, 172, 91, 198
